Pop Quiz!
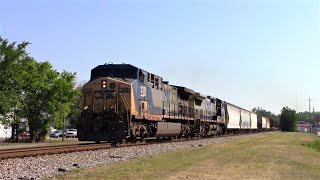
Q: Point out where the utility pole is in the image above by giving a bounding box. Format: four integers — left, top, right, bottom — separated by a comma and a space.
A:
313, 107, 315, 123
309, 98, 311, 121
296, 92, 298, 111
14, 111, 18, 143
62, 114, 65, 142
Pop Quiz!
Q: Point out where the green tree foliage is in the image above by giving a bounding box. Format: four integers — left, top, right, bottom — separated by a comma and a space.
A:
20, 58, 79, 142
0, 37, 29, 123
296, 111, 320, 124
0, 114, 13, 127
252, 107, 280, 122
66, 81, 86, 128
0, 36, 78, 142
50, 72, 81, 129
280, 107, 298, 132
0, 37, 29, 139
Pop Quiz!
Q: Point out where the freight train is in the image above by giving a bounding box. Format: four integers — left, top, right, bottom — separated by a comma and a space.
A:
77, 63, 273, 143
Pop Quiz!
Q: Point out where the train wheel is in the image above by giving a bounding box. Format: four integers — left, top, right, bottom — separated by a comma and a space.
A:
126, 136, 136, 143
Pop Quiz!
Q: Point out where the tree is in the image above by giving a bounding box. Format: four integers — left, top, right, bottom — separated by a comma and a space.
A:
0, 36, 29, 139
50, 71, 81, 129
252, 107, 280, 123
65, 81, 86, 128
20, 58, 78, 142
0, 36, 79, 142
297, 111, 320, 124
279, 107, 297, 132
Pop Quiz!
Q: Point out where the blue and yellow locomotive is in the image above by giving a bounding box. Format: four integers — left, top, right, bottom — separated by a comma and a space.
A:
77, 63, 225, 143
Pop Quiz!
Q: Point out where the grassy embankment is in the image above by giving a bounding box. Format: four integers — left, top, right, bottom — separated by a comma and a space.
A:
54, 132, 320, 180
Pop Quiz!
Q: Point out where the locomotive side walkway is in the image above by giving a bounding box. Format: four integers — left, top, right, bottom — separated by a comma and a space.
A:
55, 132, 320, 180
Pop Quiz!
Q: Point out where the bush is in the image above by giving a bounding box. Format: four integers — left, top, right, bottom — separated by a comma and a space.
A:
280, 107, 297, 132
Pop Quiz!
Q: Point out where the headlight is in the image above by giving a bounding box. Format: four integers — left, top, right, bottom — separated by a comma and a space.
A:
101, 80, 107, 89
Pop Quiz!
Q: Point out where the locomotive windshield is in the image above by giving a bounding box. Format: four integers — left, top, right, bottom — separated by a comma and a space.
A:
90, 64, 138, 81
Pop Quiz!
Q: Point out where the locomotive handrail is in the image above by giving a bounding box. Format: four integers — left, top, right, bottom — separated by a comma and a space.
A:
162, 102, 216, 121
119, 93, 131, 111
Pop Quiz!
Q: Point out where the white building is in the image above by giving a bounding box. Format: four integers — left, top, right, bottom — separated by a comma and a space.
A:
0, 114, 13, 140
0, 123, 12, 140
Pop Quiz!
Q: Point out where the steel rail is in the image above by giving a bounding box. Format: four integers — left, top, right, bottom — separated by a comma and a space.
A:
0, 142, 146, 159
0, 131, 272, 159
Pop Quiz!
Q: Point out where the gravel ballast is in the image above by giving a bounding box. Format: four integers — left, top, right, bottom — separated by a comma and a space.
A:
0, 133, 266, 179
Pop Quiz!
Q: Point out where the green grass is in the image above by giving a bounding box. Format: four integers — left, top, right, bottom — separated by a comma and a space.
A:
303, 138, 320, 152
52, 132, 320, 180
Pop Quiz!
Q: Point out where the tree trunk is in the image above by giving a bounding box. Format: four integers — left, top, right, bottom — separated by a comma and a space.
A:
15, 123, 18, 143
28, 122, 36, 143
10, 123, 15, 139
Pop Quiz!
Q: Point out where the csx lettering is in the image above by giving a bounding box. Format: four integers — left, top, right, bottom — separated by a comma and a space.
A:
94, 90, 116, 99
120, 88, 130, 93
140, 86, 147, 98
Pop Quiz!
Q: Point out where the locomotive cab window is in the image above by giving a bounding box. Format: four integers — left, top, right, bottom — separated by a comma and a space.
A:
151, 74, 155, 88
139, 70, 145, 83
109, 83, 116, 89
155, 77, 159, 89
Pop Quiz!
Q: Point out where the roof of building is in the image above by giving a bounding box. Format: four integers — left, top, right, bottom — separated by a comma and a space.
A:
297, 121, 312, 127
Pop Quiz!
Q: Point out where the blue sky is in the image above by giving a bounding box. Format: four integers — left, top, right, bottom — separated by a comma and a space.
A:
0, 0, 319, 114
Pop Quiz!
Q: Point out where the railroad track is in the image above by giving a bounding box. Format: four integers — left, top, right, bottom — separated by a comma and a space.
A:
0, 142, 146, 159
0, 138, 195, 159
0, 132, 269, 159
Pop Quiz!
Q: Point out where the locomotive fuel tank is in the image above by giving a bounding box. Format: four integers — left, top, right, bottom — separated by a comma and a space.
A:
155, 122, 181, 137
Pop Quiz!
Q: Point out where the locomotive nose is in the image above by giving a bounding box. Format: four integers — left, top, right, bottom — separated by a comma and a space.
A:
78, 110, 126, 142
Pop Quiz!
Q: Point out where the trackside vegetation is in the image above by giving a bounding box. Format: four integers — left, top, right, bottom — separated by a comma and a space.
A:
280, 107, 298, 132
54, 132, 320, 180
